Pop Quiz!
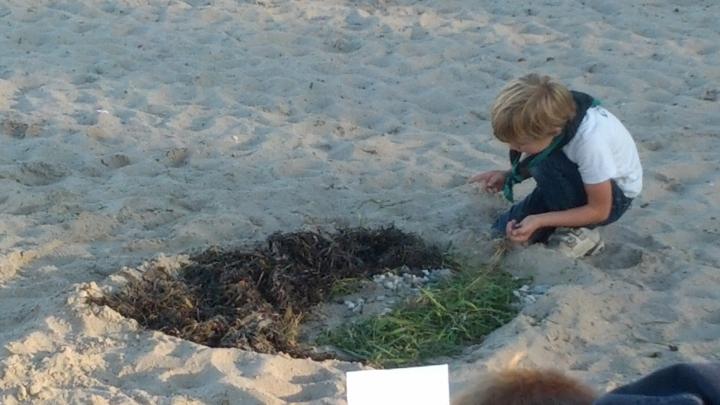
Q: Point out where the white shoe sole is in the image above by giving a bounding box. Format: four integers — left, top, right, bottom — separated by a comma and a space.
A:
549, 228, 604, 258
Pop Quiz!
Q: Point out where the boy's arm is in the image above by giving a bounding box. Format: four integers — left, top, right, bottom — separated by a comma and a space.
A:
468, 170, 508, 193
508, 181, 612, 242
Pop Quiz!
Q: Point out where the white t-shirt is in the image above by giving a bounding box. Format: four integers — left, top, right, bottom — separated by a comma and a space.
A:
562, 106, 643, 198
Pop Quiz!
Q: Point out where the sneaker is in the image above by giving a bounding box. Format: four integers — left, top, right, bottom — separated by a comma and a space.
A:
548, 227, 604, 258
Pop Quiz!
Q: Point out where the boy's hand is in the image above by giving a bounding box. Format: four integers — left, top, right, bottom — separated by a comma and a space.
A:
506, 216, 543, 243
468, 170, 507, 193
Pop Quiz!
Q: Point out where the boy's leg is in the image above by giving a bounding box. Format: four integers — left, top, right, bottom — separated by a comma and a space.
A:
533, 150, 634, 224
493, 150, 585, 241
493, 150, 633, 241
599, 181, 633, 226
492, 188, 549, 238
529, 150, 587, 212
549, 186, 632, 258
531, 151, 634, 236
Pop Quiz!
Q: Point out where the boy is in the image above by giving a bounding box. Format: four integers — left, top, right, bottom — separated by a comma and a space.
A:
470, 74, 642, 257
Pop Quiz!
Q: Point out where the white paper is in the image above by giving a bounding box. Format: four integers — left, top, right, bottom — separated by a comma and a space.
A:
346, 364, 449, 405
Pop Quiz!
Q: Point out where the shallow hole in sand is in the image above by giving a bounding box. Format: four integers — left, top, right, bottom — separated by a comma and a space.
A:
587, 243, 644, 269
90, 226, 520, 366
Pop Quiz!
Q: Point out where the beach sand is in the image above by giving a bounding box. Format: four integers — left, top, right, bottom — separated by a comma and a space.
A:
0, 0, 718, 403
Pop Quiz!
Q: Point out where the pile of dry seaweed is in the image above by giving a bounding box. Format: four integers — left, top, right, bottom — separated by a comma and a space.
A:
91, 226, 448, 360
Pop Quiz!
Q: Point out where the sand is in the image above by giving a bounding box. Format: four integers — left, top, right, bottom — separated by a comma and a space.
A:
0, 0, 718, 403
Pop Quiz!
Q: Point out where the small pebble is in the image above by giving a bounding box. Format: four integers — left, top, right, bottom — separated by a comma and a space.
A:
531, 285, 549, 295
522, 295, 537, 304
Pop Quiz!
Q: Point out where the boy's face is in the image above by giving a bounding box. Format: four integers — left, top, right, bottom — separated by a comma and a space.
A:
506, 127, 562, 154
508, 136, 554, 155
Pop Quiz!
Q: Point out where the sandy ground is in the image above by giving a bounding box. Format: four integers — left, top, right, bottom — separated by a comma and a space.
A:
0, 0, 718, 403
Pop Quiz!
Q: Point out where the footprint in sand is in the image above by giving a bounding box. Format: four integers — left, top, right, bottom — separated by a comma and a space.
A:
73, 111, 99, 126
189, 116, 215, 131
100, 154, 131, 169
2, 119, 44, 139
703, 310, 720, 325
588, 243, 644, 269
14, 162, 67, 186
282, 380, 340, 403
283, 369, 341, 403
328, 36, 361, 53
165, 147, 190, 167
2, 119, 29, 138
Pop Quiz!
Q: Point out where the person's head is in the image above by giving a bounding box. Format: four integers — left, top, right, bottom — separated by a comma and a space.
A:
454, 368, 597, 405
491, 74, 576, 154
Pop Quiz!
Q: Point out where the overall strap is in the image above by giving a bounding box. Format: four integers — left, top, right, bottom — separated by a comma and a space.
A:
503, 91, 598, 202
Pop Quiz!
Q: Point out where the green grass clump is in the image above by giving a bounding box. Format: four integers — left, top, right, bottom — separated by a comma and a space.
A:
320, 267, 522, 368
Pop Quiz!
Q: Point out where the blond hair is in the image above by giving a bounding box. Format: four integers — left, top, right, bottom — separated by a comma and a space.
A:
491, 74, 576, 143
454, 368, 597, 405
